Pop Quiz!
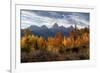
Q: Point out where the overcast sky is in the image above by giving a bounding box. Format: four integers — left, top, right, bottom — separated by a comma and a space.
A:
20, 9, 90, 29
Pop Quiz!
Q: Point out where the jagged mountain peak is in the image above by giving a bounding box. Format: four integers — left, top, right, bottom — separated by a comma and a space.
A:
52, 23, 59, 28
41, 25, 48, 29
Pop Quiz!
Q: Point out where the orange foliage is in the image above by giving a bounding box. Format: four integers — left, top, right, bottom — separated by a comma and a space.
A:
21, 28, 89, 53
54, 32, 64, 47
38, 36, 47, 49
81, 32, 89, 45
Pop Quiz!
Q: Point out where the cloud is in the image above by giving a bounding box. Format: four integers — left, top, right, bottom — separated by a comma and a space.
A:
21, 10, 70, 29
70, 15, 89, 26
21, 10, 89, 29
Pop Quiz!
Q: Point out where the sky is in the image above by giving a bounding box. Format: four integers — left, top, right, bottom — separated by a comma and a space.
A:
20, 9, 90, 29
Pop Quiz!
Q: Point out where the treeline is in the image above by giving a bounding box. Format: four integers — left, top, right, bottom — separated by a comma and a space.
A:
21, 27, 89, 62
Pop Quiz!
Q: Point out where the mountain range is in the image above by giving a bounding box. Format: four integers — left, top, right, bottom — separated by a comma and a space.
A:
21, 23, 75, 38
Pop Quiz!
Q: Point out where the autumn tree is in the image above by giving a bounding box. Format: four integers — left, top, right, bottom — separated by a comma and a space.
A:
21, 35, 31, 53
47, 36, 60, 53
47, 37, 55, 47
21, 34, 39, 52
54, 32, 64, 47
81, 32, 89, 45
37, 36, 47, 50
23, 29, 32, 36
74, 36, 81, 47
63, 36, 67, 47
29, 35, 38, 50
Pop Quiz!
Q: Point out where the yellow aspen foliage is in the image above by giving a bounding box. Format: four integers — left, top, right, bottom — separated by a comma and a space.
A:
47, 37, 55, 47
68, 37, 73, 48
21, 35, 31, 53
81, 32, 89, 45
21, 35, 29, 48
38, 36, 47, 49
29, 35, 38, 50
75, 36, 81, 47
47, 37, 60, 53
62, 36, 67, 47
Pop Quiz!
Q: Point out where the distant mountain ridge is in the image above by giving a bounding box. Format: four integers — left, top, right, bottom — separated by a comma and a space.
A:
21, 23, 74, 38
